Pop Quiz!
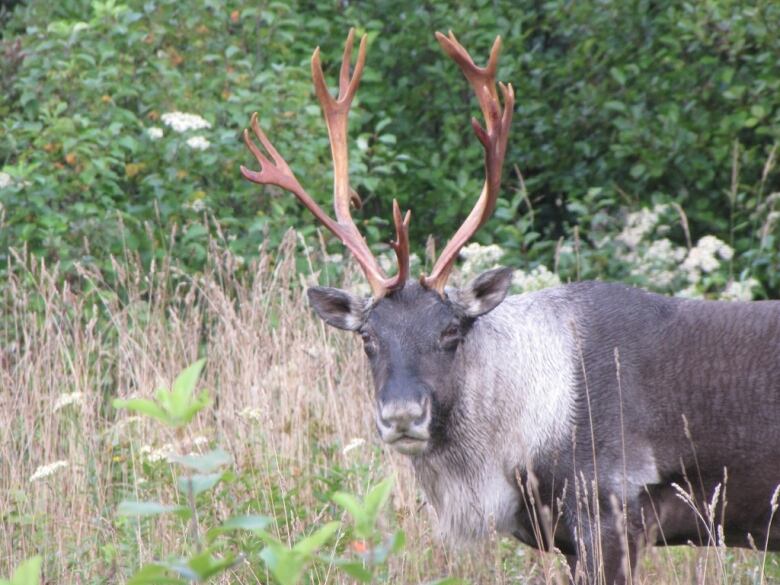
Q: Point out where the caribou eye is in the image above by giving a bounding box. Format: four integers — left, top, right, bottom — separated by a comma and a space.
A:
360, 331, 377, 357
439, 324, 461, 350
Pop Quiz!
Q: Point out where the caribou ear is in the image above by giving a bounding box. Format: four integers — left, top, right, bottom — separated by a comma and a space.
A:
307, 287, 368, 331
450, 267, 513, 318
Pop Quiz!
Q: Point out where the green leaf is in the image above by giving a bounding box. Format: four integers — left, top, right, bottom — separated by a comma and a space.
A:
4, 556, 42, 585
126, 564, 186, 585
425, 579, 467, 585
167, 448, 231, 473
112, 398, 170, 425
293, 521, 340, 555
177, 472, 223, 496
327, 558, 372, 582
206, 514, 272, 542
117, 500, 185, 517
260, 543, 307, 585
170, 358, 206, 414
186, 550, 237, 579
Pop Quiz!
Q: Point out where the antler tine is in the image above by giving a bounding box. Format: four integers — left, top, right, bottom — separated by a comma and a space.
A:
421, 32, 515, 294
241, 30, 410, 298
388, 200, 412, 288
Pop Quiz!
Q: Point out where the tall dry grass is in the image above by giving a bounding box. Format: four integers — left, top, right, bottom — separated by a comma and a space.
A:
0, 228, 774, 583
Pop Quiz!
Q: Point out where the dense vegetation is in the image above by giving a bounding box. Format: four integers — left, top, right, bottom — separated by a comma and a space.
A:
1, 0, 779, 295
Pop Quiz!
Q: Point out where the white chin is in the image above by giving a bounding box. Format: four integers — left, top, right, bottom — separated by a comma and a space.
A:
390, 438, 428, 456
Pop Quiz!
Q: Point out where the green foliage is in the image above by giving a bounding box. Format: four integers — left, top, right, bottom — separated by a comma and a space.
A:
0, 557, 41, 585
113, 358, 210, 427
112, 359, 419, 584
2, 0, 778, 292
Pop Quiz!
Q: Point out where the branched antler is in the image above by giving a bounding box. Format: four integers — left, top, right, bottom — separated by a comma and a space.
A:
241, 29, 410, 297
420, 31, 515, 294
242, 30, 513, 298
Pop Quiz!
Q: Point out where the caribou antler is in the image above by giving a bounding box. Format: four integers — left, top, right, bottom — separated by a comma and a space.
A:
242, 30, 512, 298
241, 29, 410, 298
420, 31, 515, 294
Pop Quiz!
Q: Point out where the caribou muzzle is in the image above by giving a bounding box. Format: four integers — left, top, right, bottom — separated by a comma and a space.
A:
376, 395, 432, 455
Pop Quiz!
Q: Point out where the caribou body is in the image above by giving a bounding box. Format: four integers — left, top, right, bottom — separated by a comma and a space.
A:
242, 29, 780, 584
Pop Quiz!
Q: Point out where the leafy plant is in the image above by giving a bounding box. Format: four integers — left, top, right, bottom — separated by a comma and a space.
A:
0, 557, 41, 585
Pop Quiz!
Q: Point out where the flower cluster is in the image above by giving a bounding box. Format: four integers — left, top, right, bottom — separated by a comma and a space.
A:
512, 265, 561, 292
186, 136, 210, 151
160, 111, 212, 133
53, 392, 84, 412
146, 127, 164, 140
617, 204, 669, 249
681, 235, 733, 283
0, 171, 13, 189
721, 277, 760, 301
459, 242, 504, 281
30, 460, 68, 482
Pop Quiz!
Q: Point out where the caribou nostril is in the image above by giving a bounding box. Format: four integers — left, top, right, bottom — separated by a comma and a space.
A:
380, 400, 425, 431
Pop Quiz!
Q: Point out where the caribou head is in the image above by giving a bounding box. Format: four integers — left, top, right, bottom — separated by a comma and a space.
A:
241, 29, 514, 456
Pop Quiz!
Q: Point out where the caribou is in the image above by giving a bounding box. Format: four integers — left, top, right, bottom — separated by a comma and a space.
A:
241, 29, 780, 584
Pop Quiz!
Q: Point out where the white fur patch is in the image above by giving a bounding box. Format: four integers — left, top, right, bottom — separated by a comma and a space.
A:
414, 288, 578, 542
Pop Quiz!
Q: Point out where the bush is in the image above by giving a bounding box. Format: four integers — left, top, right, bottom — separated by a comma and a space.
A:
1, 0, 778, 292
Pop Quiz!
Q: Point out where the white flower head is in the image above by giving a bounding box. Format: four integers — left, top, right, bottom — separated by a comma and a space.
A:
147, 127, 164, 140
239, 407, 263, 422
0, 172, 13, 189
342, 437, 365, 455
161, 111, 212, 133
617, 204, 669, 249
512, 264, 561, 292
186, 135, 210, 151
54, 392, 84, 412
30, 460, 69, 482
722, 278, 759, 302
682, 235, 733, 282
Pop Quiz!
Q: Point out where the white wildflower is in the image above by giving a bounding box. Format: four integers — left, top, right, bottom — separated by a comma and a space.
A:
161, 111, 212, 133
326, 253, 343, 264
628, 238, 687, 289
676, 285, 704, 299
460, 242, 504, 279
0, 172, 13, 189
186, 136, 211, 151
184, 199, 206, 213
147, 127, 164, 140
512, 265, 561, 292
682, 235, 733, 282
53, 392, 84, 412
239, 407, 263, 422
191, 436, 209, 447
30, 460, 68, 482
617, 204, 668, 249
142, 443, 177, 463
721, 278, 759, 302
342, 437, 365, 456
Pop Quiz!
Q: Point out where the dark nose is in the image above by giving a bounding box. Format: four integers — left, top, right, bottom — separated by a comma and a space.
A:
379, 396, 428, 432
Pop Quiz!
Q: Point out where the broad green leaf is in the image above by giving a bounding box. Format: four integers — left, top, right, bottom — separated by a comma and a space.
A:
186, 550, 238, 579
293, 521, 340, 555
177, 472, 222, 496
112, 398, 170, 425
364, 477, 394, 520
206, 514, 272, 542
168, 448, 231, 473
260, 543, 307, 585
327, 557, 372, 582
117, 500, 185, 517
170, 358, 206, 414
331, 492, 362, 521
126, 564, 186, 585
3, 556, 42, 585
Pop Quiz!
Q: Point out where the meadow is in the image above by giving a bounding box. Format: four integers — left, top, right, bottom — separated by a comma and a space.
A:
2, 226, 779, 584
